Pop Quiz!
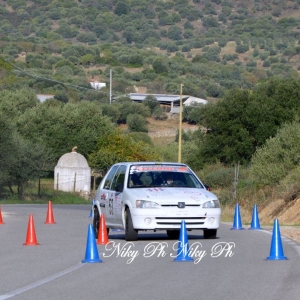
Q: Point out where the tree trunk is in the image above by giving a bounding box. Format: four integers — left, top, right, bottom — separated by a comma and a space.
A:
8, 183, 14, 196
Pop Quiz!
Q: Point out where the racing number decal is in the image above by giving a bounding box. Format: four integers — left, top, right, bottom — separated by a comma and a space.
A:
109, 198, 114, 215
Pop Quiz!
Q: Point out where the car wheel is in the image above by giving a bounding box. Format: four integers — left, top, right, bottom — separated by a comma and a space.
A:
125, 209, 138, 241
93, 207, 100, 239
203, 229, 217, 239
166, 230, 180, 239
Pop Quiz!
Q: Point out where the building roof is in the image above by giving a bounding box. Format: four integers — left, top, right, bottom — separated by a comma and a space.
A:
56, 151, 89, 168
127, 93, 190, 105
183, 96, 208, 106
127, 93, 207, 106
36, 94, 54, 102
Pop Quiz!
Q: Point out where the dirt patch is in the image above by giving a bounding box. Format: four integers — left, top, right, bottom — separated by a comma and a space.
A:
259, 199, 286, 225
259, 198, 300, 225
124, 67, 144, 73
241, 199, 300, 244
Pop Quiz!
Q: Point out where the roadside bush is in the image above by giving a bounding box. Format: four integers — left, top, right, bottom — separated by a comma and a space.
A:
250, 121, 300, 185
203, 167, 235, 188
129, 132, 153, 146
127, 114, 148, 132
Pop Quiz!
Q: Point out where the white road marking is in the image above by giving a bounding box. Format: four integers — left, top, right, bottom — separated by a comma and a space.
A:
0, 263, 84, 299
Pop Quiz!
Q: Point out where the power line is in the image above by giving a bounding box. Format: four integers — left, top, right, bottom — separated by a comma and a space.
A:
0, 56, 110, 95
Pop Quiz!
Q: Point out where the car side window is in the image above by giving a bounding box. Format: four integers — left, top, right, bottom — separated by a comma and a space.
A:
111, 165, 126, 192
103, 165, 119, 190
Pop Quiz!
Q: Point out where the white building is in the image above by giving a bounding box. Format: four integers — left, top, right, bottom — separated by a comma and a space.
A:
54, 147, 91, 197
90, 81, 106, 90
182, 96, 208, 106
36, 94, 54, 102
127, 93, 207, 113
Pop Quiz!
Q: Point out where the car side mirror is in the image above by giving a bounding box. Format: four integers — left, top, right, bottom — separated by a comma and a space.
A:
204, 184, 211, 191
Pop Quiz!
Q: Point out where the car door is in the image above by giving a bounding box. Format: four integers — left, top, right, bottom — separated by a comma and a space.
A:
106, 165, 126, 226
99, 165, 119, 225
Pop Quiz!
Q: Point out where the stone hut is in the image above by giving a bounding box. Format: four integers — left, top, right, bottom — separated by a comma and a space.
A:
54, 147, 91, 197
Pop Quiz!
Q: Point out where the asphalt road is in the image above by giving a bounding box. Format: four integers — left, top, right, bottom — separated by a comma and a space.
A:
0, 204, 300, 300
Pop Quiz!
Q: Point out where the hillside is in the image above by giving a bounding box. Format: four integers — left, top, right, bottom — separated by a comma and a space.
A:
1, 0, 300, 100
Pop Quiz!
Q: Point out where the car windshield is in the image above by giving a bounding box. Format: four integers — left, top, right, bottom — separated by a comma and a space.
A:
128, 165, 204, 189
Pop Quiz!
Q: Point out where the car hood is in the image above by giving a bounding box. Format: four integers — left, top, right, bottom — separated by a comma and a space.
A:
126, 187, 217, 204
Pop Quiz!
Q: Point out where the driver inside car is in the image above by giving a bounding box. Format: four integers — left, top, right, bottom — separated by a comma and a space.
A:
129, 173, 143, 187
164, 173, 174, 186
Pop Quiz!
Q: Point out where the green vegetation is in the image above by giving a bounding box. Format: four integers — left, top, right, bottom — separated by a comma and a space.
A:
1, 0, 300, 209
1, 0, 300, 99
0, 179, 88, 204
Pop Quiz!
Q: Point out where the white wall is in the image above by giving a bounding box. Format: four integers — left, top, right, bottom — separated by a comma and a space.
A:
54, 167, 91, 194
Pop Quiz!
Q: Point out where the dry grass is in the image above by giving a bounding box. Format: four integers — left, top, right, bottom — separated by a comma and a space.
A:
123, 67, 144, 73
219, 41, 237, 56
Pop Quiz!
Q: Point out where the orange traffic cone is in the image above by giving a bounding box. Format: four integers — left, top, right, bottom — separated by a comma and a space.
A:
24, 214, 40, 246
0, 206, 5, 224
45, 201, 56, 224
97, 214, 109, 245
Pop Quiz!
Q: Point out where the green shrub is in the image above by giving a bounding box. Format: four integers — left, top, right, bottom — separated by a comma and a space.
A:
203, 168, 235, 188
129, 132, 153, 145
250, 121, 300, 185
152, 106, 168, 120
127, 113, 148, 132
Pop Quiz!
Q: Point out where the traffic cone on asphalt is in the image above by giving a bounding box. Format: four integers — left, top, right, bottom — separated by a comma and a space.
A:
231, 203, 244, 230
266, 219, 288, 260
0, 206, 5, 224
23, 214, 40, 246
174, 220, 193, 262
45, 201, 56, 224
97, 214, 109, 245
82, 224, 102, 263
249, 204, 262, 230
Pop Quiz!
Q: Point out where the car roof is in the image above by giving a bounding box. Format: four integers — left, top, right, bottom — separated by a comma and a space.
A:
113, 162, 188, 167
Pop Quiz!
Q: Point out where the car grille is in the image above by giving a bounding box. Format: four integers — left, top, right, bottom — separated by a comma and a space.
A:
160, 204, 200, 207
155, 217, 205, 225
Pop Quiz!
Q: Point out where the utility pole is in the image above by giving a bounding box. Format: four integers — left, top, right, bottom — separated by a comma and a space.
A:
178, 83, 183, 163
232, 163, 239, 199
109, 69, 112, 104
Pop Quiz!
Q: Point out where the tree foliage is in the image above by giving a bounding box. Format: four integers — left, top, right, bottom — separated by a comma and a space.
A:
0, 110, 54, 198
195, 78, 300, 166
250, 121, 300, 186
7, 133, 54, 198
16, 100, 115, 161
127, 113, 148, 132
88, 129, 161, 172
117, 102, 151, 123
143, 95, 160, 114
0, 112, 16, 187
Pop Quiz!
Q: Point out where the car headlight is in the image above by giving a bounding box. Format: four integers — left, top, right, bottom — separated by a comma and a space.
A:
136, 200, 160, 208
202, 200, 220, 208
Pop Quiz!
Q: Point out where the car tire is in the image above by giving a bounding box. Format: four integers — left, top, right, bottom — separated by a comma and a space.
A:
203, 229, 217, 239
125, 209, 138, 241
166, 230, 180, 239
93, 207, 100, 239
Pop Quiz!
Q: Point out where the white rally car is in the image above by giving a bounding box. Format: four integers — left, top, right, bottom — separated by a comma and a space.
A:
93, 162, 221, 241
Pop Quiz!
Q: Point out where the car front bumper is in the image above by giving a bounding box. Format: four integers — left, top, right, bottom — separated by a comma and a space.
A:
129, 207, 221, 230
